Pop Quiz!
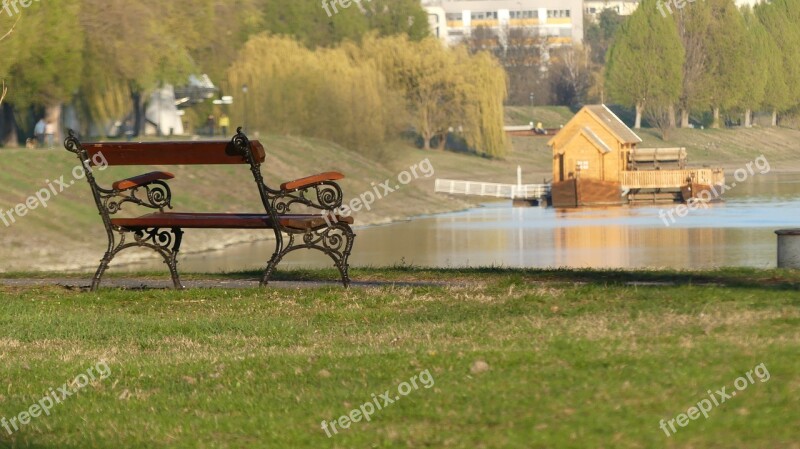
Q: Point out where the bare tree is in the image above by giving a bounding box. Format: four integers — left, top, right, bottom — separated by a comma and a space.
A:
645, 102, 676, 141
549, 45, 592, 107
463, 25, 545, 105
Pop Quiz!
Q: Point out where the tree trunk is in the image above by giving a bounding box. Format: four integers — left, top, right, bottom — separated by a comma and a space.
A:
680, 108, 690, 128
711, 107, 720, 129
634, 102, 643, 129
422, 131, 433, 150
771, 109, 777, 127
1, 102, 18, 147
437, 132, 447, 151
668, 104, 676, 128
130, 88, 144, 137
744, 108, 752, 128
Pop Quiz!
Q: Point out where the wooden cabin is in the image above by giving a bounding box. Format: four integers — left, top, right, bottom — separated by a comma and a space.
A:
549, 105, 640, 207
548, 105, 725, 208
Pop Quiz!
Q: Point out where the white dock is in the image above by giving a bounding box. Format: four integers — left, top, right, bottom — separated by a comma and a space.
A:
434, 179, 550, 200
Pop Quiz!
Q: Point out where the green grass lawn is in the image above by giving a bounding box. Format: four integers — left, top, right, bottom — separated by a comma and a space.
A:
0, 268, 798, 448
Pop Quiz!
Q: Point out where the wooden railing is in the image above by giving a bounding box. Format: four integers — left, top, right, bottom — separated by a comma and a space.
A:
435, 179, 550, 200
620, 169, 725, 190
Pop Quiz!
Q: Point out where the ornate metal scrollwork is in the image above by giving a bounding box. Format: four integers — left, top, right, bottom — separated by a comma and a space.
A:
64, 130, 84, 156
133, 228, 183, 252
270, 181, 343, 213
100, 181, 173, 215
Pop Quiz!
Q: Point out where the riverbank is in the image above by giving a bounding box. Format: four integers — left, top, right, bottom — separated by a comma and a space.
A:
0, 267, 797, 448
3, 120, 800, 272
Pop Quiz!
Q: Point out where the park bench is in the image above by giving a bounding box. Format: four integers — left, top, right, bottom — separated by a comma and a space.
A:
64, 128, 355, 291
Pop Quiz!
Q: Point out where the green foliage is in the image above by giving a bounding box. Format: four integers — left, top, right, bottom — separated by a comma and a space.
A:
703, 0, 749, 126
584, 9, 624, 64
226, 34, 403, 158
738, 7, 770, 113
606, 0, 684, 126
226, 34, 508, 158
360, 34, 508, 156
3, 0, 83, 109
755, 0, 800, 114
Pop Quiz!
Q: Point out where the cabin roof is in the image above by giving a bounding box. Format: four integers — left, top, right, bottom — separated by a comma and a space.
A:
585, 105, 642, 144
557, 127, 613, 155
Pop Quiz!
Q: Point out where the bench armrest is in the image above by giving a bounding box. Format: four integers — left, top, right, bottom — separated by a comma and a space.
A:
112, 171, 175, 191
280, 172, 344, 191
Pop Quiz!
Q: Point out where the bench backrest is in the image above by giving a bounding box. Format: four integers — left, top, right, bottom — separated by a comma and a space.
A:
81, 140, 266, 166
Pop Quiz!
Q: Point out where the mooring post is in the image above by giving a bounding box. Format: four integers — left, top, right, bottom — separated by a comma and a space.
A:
776, 229, 800, 269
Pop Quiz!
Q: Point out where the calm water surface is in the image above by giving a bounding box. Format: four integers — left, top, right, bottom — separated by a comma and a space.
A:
126, 172, 800, 271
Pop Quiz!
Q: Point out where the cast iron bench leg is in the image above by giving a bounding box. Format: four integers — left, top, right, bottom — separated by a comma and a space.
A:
261, 223, 355, 288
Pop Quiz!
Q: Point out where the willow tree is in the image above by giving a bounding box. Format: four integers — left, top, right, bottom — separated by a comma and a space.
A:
360, 34, 508, 156
606, 0, 684, 129
226, 34, 401, 157
459, 48, 508, 157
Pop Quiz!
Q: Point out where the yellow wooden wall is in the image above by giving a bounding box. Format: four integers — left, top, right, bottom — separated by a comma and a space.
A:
551, 109, 629, 183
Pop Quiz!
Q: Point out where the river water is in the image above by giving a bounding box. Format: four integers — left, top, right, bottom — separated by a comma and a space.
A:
125, 172, 799, 272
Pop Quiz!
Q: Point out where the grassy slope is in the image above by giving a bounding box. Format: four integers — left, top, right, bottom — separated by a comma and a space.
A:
2, 108, 800, 271
0, 267, 798, 448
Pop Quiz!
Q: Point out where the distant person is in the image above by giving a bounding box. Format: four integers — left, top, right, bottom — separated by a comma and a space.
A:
219, 113, 230, 136
124, 120, 134, 141
44, 120, 56, 148
207, 114, 215, 137
34, 118, 46, 148
534, 122, 545, 135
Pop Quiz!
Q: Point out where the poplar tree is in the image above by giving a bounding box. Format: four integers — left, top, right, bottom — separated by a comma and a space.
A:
703, 0, 748, 128
606, 0, 684, 129
672, 0, 712, 127
755, 0, 800, 126
738, 7, 769, 128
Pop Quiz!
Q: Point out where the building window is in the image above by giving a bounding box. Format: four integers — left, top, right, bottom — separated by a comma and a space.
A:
577, 161, 589, 170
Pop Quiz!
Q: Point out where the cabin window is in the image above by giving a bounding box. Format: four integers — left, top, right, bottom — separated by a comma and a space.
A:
577, 160, 589, 170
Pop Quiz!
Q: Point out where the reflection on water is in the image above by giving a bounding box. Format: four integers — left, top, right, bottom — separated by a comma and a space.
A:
125, 173, 800, 272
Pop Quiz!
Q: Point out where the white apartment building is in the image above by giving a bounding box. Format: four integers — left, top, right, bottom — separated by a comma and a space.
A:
421, 0, 584, 46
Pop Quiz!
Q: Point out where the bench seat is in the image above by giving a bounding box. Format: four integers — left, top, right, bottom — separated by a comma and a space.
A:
112, 212, 354, 232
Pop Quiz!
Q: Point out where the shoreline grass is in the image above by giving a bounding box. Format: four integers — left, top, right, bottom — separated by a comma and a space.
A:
0, 268, 798, 448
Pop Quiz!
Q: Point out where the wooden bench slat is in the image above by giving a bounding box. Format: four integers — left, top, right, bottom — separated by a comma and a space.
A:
111, 212, 354, 231
84, 140, 266, 166
281, 172, 345, 191
112, 171, 175, 191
